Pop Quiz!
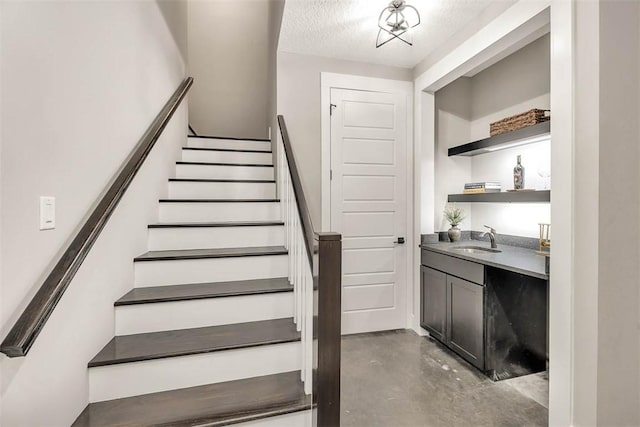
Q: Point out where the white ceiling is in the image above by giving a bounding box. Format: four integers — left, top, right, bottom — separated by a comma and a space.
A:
279, 0, 514, 69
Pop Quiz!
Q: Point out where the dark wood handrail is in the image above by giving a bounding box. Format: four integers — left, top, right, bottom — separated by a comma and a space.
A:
277, 115, 316, 265
1, 77, 194, 358
277, 115, 341, 427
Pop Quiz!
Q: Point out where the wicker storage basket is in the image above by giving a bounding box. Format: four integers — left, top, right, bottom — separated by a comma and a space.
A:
490, 109, 550, 136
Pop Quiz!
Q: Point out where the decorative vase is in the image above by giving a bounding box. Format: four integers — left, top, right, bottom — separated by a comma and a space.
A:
448, 226, 461, 242
513, 154, 525, 190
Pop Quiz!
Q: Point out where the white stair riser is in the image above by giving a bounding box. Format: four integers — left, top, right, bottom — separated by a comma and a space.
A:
187, 137, 271, 151
182, 149, 272, 165
237, 410, 312, 427
168, 181, 276, 199
176, 164, 274, 180
134, 255, 288, 287
89, 342, 301, 402
115, 292, 294, 335
158, 202, 281, 222
148, 226, 284, 251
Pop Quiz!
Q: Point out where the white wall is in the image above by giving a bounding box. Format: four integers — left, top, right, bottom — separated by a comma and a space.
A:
412, 0, 518, 79
277, 51, 412, 227
267, 0, 285, 144
433, 78, 472, 231
158, 0, 189, 64
568, 2, 640, 423
469, 34, 550, 140
596, 1, 640, 423
188, 0, 274, 139
434, 34, 550, 238
0, 1, 187, 425
470, 142, 550, 237
0, 2, 4, 422
571, 2, 599, 423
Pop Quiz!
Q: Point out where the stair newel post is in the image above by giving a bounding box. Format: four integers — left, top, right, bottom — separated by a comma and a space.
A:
314, 232, 342, 427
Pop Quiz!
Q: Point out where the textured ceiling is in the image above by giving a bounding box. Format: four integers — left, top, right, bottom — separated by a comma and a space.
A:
279, 0, 511, 69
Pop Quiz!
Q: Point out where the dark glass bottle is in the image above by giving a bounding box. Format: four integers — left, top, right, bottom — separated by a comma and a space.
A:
513, 155, 525, 190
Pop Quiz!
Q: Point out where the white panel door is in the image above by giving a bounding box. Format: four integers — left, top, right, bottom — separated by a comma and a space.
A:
330, 88, 407, 334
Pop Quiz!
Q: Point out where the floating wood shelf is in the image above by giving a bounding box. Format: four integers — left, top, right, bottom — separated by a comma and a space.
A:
448, 121, 551, 157
448, 190, 550, 203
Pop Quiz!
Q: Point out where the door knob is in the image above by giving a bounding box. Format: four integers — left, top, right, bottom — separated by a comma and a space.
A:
394, 237, 405, 244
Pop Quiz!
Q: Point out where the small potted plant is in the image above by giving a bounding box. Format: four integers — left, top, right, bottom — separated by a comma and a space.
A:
444, 204, 465, 242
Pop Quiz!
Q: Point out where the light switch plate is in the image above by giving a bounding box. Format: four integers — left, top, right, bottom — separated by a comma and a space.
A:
40, 196, 55, 230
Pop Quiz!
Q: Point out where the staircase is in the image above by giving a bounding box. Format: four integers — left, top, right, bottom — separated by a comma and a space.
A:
73, 136, 312, 426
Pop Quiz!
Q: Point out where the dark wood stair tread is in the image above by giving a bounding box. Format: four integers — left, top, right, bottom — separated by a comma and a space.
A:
134, 246, 287, 262
159, 198, 280, 203
88, 318, 299, 367
182, 147, 271, 153
177, 161, 273, 167
73, 371, 309, 427
115, 277, 292, 306
148, 221, 284, 228
168, 178, 276, 183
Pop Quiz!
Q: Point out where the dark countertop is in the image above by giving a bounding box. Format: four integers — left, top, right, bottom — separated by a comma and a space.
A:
421, 240, 548, 280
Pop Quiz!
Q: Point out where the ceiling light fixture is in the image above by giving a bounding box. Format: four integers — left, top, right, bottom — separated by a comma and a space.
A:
376, 0, 421, 48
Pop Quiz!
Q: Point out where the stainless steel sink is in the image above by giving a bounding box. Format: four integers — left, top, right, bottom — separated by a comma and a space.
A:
451, 245, 502, 254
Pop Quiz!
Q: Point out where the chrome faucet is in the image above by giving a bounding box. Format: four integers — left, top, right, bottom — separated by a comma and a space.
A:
482, 225, 498, 249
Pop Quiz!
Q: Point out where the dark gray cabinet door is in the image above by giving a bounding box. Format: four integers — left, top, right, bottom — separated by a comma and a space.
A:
448, 276, 484, 369
420, 266, 447, 342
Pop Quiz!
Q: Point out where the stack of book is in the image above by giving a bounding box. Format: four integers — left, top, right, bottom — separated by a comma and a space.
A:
463, 182, 502, 194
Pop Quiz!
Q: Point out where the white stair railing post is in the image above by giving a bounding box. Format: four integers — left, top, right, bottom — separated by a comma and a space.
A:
304, 254, 313, 394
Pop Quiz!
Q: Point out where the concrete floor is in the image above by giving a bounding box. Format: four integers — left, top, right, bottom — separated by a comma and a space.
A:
341, 329, 548, 427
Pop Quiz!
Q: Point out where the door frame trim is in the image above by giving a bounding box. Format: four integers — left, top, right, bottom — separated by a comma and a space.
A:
320, 72, 414, 329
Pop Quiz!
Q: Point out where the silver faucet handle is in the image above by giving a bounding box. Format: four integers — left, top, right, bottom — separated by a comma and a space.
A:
484, 225, 496, 234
